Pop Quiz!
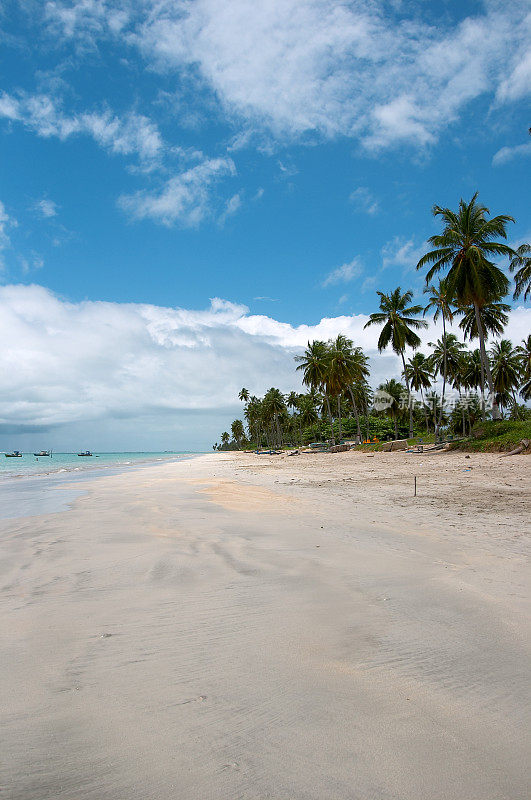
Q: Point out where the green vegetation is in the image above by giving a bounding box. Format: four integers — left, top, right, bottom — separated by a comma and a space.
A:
213, 193, 530, 452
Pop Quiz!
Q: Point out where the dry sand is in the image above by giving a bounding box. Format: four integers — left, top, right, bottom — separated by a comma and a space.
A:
1, 450, 530, 799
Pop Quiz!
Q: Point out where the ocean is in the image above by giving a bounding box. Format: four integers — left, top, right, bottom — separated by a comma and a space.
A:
0, 451, 197, 479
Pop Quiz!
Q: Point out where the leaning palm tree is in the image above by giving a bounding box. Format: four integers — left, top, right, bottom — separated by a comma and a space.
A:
404, 352, 433, 433
364, 287, 427, 437
489, 339, 521, 414
424, 278, 454, 434
416, 192, 515, 419
509, 243, 531, 301
295, 340, 335, 444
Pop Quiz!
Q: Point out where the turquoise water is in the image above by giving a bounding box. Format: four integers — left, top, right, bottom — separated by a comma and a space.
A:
0, 451, 197, 479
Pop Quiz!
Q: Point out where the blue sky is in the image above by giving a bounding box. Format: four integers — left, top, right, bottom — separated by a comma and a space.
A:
0, 0, 529, 450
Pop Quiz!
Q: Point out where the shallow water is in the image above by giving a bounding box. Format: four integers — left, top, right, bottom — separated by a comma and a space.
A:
0, 453, 198, 520
0, 451, 197, 479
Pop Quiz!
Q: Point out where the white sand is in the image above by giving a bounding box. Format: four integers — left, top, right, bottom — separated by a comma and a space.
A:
1, 451, 530, 799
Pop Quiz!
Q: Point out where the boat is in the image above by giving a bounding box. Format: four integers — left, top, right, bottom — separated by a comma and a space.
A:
77, 451, 93, 457
34, 450, 51, 457
5, 450, 22, 457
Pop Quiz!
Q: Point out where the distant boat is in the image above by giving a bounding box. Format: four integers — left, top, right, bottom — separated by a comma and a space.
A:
34, 450, 51, 457
77, 451, 93, 457
5, 450, 22, 457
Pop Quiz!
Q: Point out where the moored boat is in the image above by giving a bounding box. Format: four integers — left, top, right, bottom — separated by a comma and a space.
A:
34, 450, 51, 457
5, 450, 23, 457
77, 451, 93, 457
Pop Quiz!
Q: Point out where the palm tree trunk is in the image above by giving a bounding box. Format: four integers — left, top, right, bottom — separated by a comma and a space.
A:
400, 350, 413, 438
324, 394, 335, 445
437, 316, 447, 436
337, 396, 342, 441
419, 386, 429, 433
474, 301, 500, 420
348, 387, 362, 440
394, 414, 398, 440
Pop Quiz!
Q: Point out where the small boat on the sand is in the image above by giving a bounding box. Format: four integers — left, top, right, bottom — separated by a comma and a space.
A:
34, 450, 51, 457
5, 450, 23, 457
77, 451, 93, 457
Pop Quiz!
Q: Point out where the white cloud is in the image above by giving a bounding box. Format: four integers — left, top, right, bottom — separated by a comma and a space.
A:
35, 198, 58, 218
0, 91, 163, 162
0, 201, 16, 271
349, 186, 379, 215
0, 284, 529, 447
492, 141, 531, 166
218, 192, 242, 226
382, 236, 427, 271
118, 157, 236, 226
322, 257, 363, 287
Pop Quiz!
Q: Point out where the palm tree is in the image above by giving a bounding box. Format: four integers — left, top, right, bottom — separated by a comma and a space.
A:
295, 341, 335, 444
404, 353, 433, 433
263, 387, 286, 447
231, 419, 245, 448
364, 287, 427, 437
424, 278, 454, 435
457, 300, 510, 341
509, 243, 531, 301
327, 335, 369, 441
376, 379, 405, 440
220, 431, 230, 448
238, 387, 250, 403
515, 335, 531, 401
298, 395, 319, 442
416, 192, 515, 419
489, 340, 521, 414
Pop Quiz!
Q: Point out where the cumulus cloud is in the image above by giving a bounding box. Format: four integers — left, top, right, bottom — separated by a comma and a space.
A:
57, 0, 528, 150
0, 91, 163, 161
118, 157, 236, 226
2, 283, 528, 447
322, 257, 363, 287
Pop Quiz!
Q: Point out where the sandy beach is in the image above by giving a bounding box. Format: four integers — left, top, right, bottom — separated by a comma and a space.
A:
1, 450, 530, 799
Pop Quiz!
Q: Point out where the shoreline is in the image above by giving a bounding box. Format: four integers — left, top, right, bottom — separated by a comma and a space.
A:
2, 452, 529, 799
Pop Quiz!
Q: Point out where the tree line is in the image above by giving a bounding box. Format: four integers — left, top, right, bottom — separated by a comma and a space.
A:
214, 193, 530, 450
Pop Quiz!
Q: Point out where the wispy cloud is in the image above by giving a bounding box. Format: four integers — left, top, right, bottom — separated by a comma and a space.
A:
322, 257, 363, 287
35, 198, 58, 218
349, 186, 379, 215
492, 141, 531, 166
118, 157, 236, 227
382, 237, 426, 271
0, 91, 163, 162
0, 200, 16, 272
218, 192, 242, 227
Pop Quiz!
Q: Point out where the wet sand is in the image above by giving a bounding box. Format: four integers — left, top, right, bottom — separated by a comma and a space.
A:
1, 451, 530, 799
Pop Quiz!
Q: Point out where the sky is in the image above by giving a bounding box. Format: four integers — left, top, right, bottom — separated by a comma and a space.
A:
0, 0, 530, 451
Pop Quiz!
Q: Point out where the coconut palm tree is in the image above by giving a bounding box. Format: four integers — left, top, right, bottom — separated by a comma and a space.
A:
364, 287, 427, 437
457, 300, 510, 341
220, 431, 230, 448
416, 192, 514, 419
376, 379, 405, 440
404, 352, 433, 433
295, 341, 335, 444
298, 395, 320, 442
238, 387, 250, 403
489, 340, 521, 414
263, 387, 286, 447
327, 335, 369, 441
231, 419, 245, 448
515, 335, 531, 401
424, 278, 454, 435
509, 243, 531, 301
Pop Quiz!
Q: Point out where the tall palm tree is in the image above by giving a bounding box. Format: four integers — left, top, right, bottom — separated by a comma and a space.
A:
298, 395, 319, 443
424, 278, 454, 435
238, 387, 250, 403
220, 431, 230, 448
364, 287, 427, 437
457, 300, 510, 341
509, 243, 531, 301
327, 335, 369, 441
376, 379, 405, 440
416, 192, 514, 419
231, 419, 245, 448
295, 340, 335, 444
515, 335, 531, 401
489, 340, 521, 414
263, 388, 286, 447
404, 352, 433, 433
